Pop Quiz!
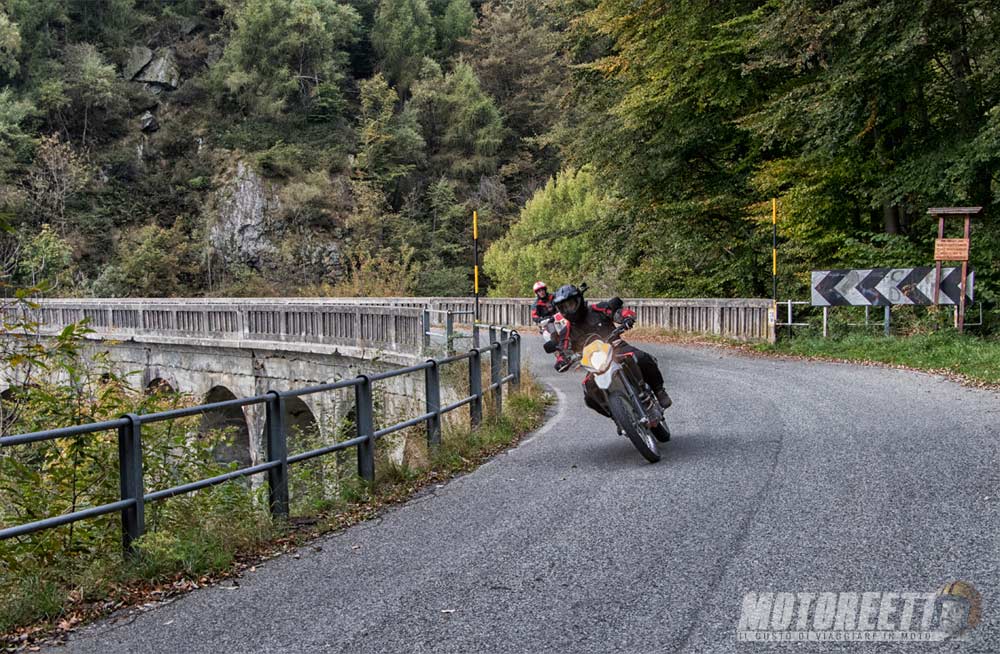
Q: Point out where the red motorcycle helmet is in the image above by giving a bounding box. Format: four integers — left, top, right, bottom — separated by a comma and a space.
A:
533, 281, 547, 294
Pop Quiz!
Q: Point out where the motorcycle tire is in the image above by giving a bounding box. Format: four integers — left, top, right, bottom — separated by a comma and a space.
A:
652, 421, 670, 442
607, 392, 661, 463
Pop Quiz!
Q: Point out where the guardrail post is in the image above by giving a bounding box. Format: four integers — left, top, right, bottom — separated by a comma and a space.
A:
446, 311, 456, 355
425, 360, 441, 447
422, 309, 431, 353
499, 328, 509, 362
509, 333, 521, 389
469, 349, 482, 427
473, 324, 480, 349
489, 325, 497, 347
117, 413, 145, 555
355, 376, 375, 482
490, 341, 502, 416
265, 390, 289, 519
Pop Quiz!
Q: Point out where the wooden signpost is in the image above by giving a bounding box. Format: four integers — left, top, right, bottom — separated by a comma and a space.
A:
929, 206, 980, 333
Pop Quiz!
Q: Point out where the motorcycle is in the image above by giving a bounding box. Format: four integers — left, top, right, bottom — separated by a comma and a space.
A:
545, 325, 669, 463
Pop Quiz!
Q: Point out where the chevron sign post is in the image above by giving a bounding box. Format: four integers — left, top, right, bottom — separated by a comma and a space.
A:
811, 267, 974, 306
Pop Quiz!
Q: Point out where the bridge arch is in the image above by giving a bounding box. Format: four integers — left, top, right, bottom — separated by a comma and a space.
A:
200, 385, 252, 468
146, 377, 176, 395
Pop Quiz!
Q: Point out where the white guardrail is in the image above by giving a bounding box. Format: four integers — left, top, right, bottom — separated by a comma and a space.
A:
9, 297, 776, 345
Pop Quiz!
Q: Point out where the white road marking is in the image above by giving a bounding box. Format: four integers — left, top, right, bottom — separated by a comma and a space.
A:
523, 385, 568, 443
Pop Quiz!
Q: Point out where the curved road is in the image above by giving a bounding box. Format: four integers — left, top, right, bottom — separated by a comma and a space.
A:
50, 337, 999, 653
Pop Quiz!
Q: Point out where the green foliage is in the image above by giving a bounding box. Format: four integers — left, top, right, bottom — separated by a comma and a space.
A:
464, 0, 566, 192
92, 221, 201, 296
15, 224, 73, 289
484, 167, 618, 295
0, 88, 35, 176
0, 7, 22, 80
429, 0, 474, 57
355, 73, 425, 189
371, 0, 435, 95
410, 60, 505, 181
64, 0, 138, 48
0, 313, 271, 634
214, 0, 361, 118
562, 0, 1000, 299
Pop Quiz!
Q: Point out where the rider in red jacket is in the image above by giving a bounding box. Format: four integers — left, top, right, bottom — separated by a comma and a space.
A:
530, 281, 556, 324
550, 284, 672, 417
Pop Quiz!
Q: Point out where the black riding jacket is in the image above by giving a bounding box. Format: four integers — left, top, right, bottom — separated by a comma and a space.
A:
557, 298, 636, 354
531, 293, 557, 323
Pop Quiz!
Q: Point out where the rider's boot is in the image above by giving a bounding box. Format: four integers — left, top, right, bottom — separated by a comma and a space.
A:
655, 388, 672, 409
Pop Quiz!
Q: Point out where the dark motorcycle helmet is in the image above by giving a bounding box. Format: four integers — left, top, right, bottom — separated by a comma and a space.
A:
552, 284, 587, 322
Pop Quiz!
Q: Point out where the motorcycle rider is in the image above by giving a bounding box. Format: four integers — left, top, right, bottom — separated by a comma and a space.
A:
550, 284, 672, 417
530, 281, 556, 324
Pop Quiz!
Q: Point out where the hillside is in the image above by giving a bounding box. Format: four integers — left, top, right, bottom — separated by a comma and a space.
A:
0, 0, 997, 304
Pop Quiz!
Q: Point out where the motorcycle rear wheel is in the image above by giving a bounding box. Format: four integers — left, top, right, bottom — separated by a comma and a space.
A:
607, 392, 661, 463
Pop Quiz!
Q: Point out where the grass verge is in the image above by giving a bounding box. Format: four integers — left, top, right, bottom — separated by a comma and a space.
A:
1, 372, 551, 650
755, 331, 1000, 387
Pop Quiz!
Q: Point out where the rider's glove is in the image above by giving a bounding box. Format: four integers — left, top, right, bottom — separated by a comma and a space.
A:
622, 316, 636, 330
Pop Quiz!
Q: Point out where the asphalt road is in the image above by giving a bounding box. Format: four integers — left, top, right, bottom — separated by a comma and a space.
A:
48, 337, 999, 653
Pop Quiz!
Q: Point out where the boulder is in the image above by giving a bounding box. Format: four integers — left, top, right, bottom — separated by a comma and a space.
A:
179, 17, 203, 36
139, 111, 159, 133
124, 46, 153, 80
135, 48, 181, 89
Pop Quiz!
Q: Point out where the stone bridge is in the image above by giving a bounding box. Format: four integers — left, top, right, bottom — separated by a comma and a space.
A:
3, 295, 774, 467
3, 300, 433, 469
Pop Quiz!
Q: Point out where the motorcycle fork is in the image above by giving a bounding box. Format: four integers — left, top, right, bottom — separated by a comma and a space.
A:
620, 358, 659, 426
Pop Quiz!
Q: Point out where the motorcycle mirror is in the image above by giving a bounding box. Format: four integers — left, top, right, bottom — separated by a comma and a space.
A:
543, 340, 558, 353
579, 282, 589, 293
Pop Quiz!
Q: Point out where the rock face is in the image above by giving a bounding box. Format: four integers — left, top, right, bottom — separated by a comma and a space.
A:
210, 162, 280, 267
135, 48, 181, 89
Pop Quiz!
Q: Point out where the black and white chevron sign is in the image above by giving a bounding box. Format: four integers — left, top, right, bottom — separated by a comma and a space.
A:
811, 267, 974, 306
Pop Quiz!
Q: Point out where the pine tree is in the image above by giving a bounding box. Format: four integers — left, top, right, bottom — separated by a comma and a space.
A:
371, 0, 435, 96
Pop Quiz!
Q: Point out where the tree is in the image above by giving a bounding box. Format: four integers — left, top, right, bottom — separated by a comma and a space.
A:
93, 221, 201, 297
562, 0, 769, 297
0, 7, 22, 80
65, 0, 136, 49
371, 0, 435, 96
19, 134, 90, 231
463, 0, 567, 201
355, 73, 425, 191
60, 43, 124, 144
410, 59, 504, 182
215, 0, 361, 117
429, 0, 474, 57
0, 88, 35, 178
484, 167, 620, 296
16, 223, 73, 289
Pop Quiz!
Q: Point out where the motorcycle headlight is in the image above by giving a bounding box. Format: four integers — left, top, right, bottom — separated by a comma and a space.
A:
581, 341, 613, 374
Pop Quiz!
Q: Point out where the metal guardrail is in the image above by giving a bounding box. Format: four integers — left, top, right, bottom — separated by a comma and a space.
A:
0, 330, 522, 554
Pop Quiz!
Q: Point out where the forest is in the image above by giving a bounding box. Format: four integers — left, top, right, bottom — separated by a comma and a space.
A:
0, 0, 997, 304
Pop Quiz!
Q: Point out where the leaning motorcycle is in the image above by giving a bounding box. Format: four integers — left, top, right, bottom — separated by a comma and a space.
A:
546, 326, 669, 463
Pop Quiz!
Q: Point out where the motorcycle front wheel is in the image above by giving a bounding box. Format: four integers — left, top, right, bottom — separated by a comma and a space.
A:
607, 392, 661, 463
